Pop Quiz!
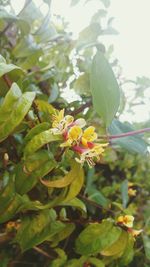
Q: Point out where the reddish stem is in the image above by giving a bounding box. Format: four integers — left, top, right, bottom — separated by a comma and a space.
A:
109, 127, 150, 139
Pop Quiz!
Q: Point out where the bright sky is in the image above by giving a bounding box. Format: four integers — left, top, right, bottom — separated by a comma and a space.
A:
11, 0, 150, 122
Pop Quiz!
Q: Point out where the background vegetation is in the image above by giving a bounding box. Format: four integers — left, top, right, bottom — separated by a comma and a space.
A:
0, 0, 150, 266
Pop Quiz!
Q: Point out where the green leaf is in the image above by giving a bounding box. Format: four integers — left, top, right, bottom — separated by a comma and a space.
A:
121, 180, 129, 209
0, 193, 28, 223
15, 150, 56, 194
0, 175, 15, 215
88, 257, 105, 267
143, 235, 150, 260
0, 55, 22, 77
108, 119, 148, 154
87, 187, 110, 208
41, 161, 82, 188
61, 164, 84, 201
75, 220, 122, 255
0, 83, 35, 142
24, 130, 62, 156
50, 248, 67, 267
62, 198, 87, 213
90, 51, 120, 126
50, 223, 75, 247
15, 210, 65, 251
118, 235, 134, 266
24, 122, 50, 143
101, 230, 128, 257
12, 35, 41, 58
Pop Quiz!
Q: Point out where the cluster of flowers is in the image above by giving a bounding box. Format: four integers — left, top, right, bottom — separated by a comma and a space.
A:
51, 109, 108, 167
117, 215, 142, 238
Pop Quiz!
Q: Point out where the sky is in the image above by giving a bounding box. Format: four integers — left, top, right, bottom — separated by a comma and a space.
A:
10, 0, 150, 122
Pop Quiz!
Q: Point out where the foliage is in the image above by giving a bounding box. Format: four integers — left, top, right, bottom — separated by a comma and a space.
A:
0, 0, 150, 266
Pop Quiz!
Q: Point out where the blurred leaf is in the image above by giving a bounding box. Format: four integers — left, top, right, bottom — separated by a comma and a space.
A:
118, 235, 134, 266
15, 150, 56, 194
143, 235, 150, 260
0, 55, 22, 77
50, 248, 67, 267
73, 73, 90, 96
50, 223, 75, 247
76, 23, 101, 50
108, 119, 148, 154
90, 51, 120, 126
75, 220, 122, 255
121, 179, 129, 208
70, 0, 80, 6
101, 230, 128, 257
87, 187, 110, 208
15, 210, 65, 251
12, 35, 41, 58
0, 83, 35, 142
88, 257, 105, 267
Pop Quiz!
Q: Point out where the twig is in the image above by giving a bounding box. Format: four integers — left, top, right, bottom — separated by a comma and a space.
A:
32, 102, 42, 123
3, 74, 13, 87
79, 194, 115, 215
33, 246, 53, 259
69, 100, 92, 116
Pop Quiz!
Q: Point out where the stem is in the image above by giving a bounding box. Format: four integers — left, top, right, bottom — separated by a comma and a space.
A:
33, 246, 53, 259
79, 194, 115, 215
69, 100, 92, 116
109, 127, 150, 139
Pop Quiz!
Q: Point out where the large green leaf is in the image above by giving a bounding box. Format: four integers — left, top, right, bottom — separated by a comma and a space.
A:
75, 220, 122, 255
101, 230, 128, 257
0, 83, 35, 142
90, 51, 120, 126
15, 210, 65, 251
108, 119, 148, 154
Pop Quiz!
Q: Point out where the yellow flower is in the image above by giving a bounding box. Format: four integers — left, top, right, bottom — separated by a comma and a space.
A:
128, 188, 137, 197
75, 143, 108, 167
51, 109, 74, 134
81, 126, 97, 147
117, 215, 134, 228
61, 125, 83, 147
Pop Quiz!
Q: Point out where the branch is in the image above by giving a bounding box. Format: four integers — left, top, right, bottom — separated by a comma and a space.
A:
69, 100, 92, 116
3, 74, 13, 87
